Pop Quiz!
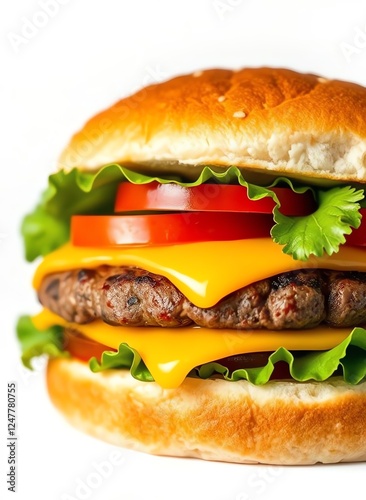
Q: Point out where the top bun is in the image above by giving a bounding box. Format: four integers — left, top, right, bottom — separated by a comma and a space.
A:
58, 67, 366, 184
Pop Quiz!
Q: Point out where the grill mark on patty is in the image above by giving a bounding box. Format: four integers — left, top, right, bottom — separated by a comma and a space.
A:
38, 267, 366, 330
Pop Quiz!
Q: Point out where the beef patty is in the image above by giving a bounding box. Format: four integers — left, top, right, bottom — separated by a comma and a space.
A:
38, 267, 366, 330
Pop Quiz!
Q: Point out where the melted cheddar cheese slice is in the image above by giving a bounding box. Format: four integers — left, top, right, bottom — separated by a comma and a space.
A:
33, 238, 366, 308
34, 308, 353, 389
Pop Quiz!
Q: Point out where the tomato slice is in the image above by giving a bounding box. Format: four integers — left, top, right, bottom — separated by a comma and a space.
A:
346, 208, 366, 246
64, 330, 115, 362
71, 212, 274, 247
114, 182, 316, 216
215, 353, 291, 380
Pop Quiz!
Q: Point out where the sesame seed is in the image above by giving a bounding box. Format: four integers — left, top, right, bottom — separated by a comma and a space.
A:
317, 77, 328, 83
233, 111, 246, 118
193, 70, 203, 77
218, 95, 226, 102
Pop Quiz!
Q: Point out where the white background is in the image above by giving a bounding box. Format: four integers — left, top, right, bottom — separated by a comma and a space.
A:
2, 0, 366, 499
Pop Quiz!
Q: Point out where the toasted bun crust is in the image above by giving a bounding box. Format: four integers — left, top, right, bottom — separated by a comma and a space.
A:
58, 67, 366, 183
47, 358, 366, 465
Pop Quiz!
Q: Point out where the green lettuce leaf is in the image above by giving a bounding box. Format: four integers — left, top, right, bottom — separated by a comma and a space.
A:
272, 186, 364, 261
15, 316, 366, 385
89, 343, 154, 382
21, 165, 125, 261
197, 328, 366, 385
16, 316, 68, 368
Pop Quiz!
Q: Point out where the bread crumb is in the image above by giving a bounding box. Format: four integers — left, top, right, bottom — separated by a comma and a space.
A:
218, 95, 226, 103
233, 111, 246, 118
193, 70, 203, 77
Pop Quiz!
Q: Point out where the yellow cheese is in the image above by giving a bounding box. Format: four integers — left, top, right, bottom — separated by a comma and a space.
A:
33, 239, 366, 308
33, 308, 352, 389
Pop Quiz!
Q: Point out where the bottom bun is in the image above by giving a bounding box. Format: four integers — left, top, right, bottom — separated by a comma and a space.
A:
47, 358, 366, 465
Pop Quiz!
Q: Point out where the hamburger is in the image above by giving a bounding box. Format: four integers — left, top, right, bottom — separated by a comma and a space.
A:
17, 67, 366, 465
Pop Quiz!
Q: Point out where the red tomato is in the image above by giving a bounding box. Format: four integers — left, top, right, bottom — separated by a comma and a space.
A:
71, 212, 274, 247
214, 353, 291, 380
114, 182, 316, 216
63, 330, 115, 362
346, 208, 366, 246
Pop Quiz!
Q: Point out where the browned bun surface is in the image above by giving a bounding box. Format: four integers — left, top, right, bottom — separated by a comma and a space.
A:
58, 67, 366, 184
47, 358, 366, 465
